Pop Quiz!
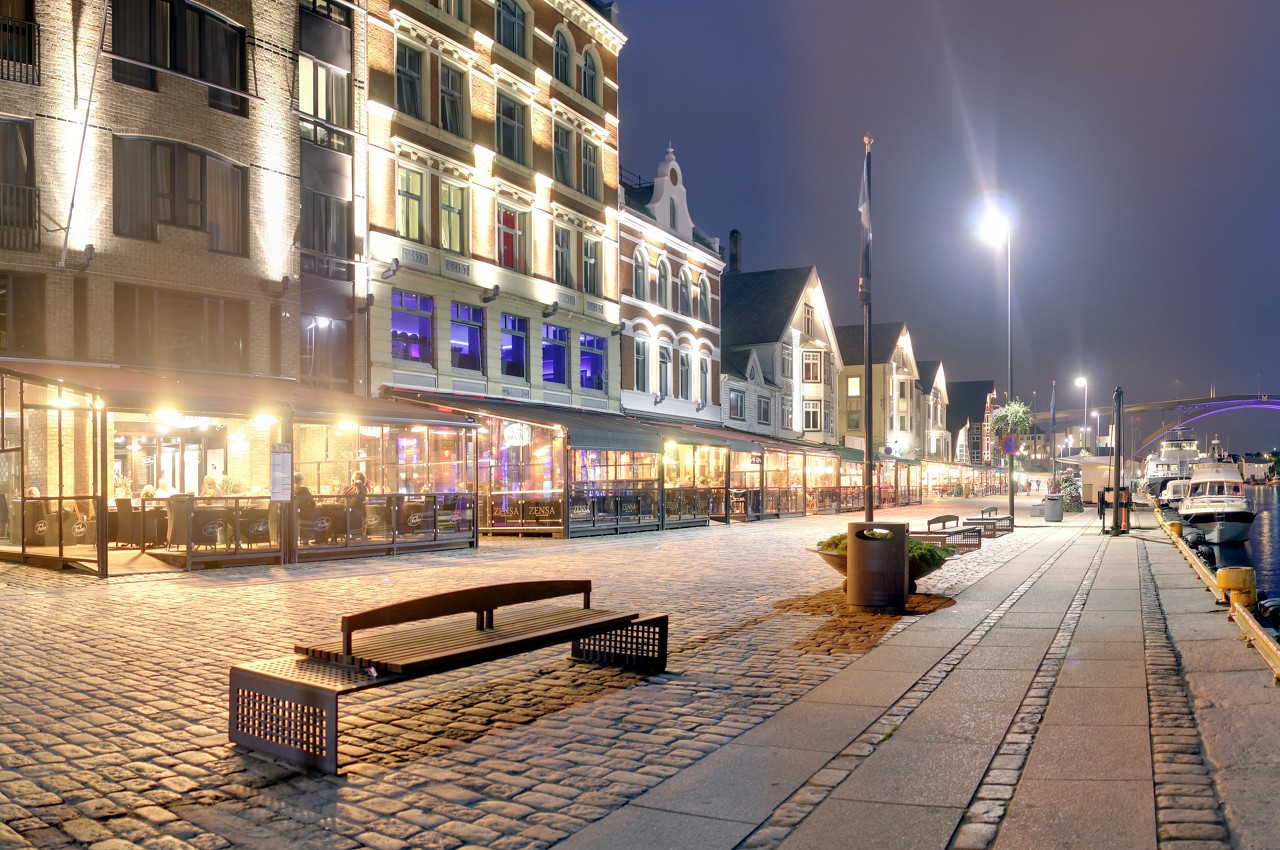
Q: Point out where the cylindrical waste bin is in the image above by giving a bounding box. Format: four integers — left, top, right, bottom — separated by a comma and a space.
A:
845, 521, 908, 613
1044, 494, 1064, 522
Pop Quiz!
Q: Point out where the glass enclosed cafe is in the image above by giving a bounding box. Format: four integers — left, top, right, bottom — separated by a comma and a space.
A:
0, 363, 477, 577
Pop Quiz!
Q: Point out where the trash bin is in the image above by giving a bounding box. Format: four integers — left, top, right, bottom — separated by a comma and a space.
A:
1044, 494, 1064, 522
845, 521, 909, 613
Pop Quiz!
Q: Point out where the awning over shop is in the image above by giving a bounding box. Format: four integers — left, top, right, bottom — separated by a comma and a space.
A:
834, 445, 865, 463
384, 391, 666, 453
0, 361, 476, 428
651, 421, 762, 453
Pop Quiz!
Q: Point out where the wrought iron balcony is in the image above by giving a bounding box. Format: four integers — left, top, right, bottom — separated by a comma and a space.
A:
0, 16, 39, 85
0, 183, 40, 252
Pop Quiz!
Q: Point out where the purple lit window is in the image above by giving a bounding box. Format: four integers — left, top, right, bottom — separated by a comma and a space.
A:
450, 302, 484, 372
542, 323, 568, 385
391, 289, 434, 365
500, 313, 528, 379
579, 332, 606, 392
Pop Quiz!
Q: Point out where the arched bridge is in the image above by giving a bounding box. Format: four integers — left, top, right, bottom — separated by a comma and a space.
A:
1037, 394, 1280, 456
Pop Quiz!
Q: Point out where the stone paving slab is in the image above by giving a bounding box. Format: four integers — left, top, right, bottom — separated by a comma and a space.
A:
1021, 725, 1153, 781
995, 779, 1157, 850
829, 739, 997, 808
780, 799, 962, 850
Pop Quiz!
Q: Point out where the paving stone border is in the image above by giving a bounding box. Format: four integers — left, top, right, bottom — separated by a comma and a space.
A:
736, 532, 1086, 850
1136, 540, 1230, 850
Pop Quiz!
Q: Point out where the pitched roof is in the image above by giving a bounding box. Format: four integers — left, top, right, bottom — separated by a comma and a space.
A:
916, 360, 941, 393
945, 380, 996, 434
832, 322, 906, 366
721, 349, 778, 388
720, 267, 816, 347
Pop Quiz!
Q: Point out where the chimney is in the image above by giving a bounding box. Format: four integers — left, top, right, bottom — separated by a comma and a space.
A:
729, 229, 741, 273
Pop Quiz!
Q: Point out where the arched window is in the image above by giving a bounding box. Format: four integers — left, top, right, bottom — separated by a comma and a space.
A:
698, 278, 710, 322
582, 51, 598, 102
633, 250, 647, 301
678, 269, 692, 316
553, 31, 571, 85
496, 0, 526, 57
656, 261, 669, 309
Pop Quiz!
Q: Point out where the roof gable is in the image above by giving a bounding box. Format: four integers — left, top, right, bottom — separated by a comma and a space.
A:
721, 267, 816, 347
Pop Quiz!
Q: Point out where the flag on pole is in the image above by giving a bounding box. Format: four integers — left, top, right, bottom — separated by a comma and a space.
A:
1049, 381, 1056, 432
858, 144, 872, 280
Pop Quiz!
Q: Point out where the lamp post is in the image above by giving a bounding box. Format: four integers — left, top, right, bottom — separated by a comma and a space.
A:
1075, 376, 1088, 456
1091, 410, 1100, 455
978, 203, 1014, 526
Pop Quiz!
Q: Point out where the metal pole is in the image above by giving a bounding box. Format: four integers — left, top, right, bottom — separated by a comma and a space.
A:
1111, 387, 1124, 535
859, 135, 874, 522
1006, 233, 1014, 525
1049, 379, 1056, 490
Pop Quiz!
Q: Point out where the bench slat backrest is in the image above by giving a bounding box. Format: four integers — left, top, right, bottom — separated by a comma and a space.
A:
341, 580, 592, 638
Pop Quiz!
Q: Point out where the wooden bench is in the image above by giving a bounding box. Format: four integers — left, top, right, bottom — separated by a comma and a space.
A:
911, 525, 983, 554
228, 580, 668, 774
963, 508, 1014, 537
927, 514, 960, 532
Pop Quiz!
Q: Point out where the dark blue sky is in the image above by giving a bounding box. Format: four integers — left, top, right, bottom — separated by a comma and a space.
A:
617, 1, 1280, 453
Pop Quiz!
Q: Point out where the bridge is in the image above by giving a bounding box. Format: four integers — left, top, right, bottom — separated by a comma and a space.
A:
1036, 394, 1280, 457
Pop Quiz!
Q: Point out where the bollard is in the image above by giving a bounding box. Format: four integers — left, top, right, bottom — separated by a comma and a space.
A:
1217, 567, 1257, 610
1168, 520, 1182, 537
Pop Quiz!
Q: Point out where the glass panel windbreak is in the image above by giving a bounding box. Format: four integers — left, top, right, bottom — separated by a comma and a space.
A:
2, 373, 19, 449
109, 410, 277, 499
294, 422, 472, 497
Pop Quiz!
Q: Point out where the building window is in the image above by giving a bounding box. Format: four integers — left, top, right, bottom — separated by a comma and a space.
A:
847, 376, 861, 396
582, 238, 600, 295
678, 269, 692, 316
113, 136, 246, 255
670, 198, 677, 229
440, 182, 466, 254
112, 0, 247, 115
115, 282, 248, 371
728, 389, 745, 420
581, 50, 597, 101
439, 63, 464, 136
698, 279, 710, 322
581, 141, 598, 198
441, 0, 465, 21
580, 333, 606, 392
450, 302, 484, 372
781, 343, 793, 379
803, 400, 821, 431
553, 125, 572, 186
397, 165, 424, 243
0, 273, 43, 355
658, 345, 671, 397
656, 261, 669, 308
0, 120, 36, 251
699, 357, 710, 403
634, 338, 649, 393
803, 302, 813, 335
500, 313, 528, 379
542, 323, 568, 385
803, 350, 821, 382
300, 189, 351, 280
678, 351, 691, 400
898, 381, 908, 399
497, 205, 523, 271
390, 289, 433, 365
553, 31, 571, 85
758, 397, 771, 425
632, 249, 647, 300
395, 43, 423, 119
782, 401, 792, 430
298, 56, 351, 152
496, 94, 526, 163
554, 226, 572, 286
899, 415, 907, 431
299, 314, 351, 389
495, 0, 526, 57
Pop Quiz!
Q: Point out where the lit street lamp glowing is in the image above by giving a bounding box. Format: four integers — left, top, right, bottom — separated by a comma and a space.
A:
1075, 376, 1089, 456
977, 205, 1011, 249
976, 198, 1015, 524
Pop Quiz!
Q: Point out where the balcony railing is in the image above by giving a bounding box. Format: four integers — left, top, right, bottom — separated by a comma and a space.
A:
0, 16, 39, 85
0, 183, 40, 252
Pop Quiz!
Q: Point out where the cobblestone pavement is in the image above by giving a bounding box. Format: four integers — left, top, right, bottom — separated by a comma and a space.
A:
0, 500, 1054, 850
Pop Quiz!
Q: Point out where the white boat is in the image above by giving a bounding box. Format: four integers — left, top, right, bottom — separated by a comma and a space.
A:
1142, 428, 1202, 499
1160, 478, 1190, 509
1178, 456, 1255, 543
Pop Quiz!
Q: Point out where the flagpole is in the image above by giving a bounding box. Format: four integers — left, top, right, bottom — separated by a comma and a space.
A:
1049, 380, 1056, 489
859, 135, 874, 521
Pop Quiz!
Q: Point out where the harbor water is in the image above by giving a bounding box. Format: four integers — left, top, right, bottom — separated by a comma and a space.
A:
1207, 485, 1280, 599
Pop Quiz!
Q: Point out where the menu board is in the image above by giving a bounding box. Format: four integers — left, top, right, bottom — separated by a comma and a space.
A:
270, 443, 292, 501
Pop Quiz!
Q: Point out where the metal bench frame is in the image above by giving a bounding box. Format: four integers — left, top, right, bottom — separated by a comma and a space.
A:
229, 580, 667, 774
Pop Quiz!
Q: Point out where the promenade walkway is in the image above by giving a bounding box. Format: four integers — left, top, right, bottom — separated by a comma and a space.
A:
0, 495, 1274, 849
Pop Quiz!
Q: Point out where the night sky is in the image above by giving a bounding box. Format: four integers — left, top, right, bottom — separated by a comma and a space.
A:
617, 1, 1280, 453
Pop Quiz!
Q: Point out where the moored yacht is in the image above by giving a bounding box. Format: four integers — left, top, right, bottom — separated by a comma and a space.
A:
1161, 478, 1190, 509
1178, 456, 1255, 543
1142, 428, 1203, 499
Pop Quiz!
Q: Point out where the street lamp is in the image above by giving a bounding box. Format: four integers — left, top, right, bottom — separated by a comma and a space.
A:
1075, 376, 1088, 456
978, 202, 1014, 525
1091, 410, 1100, 454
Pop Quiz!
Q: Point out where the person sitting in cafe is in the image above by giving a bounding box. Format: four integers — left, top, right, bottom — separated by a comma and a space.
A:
201, 475, 222, 497
341, 471, 368, 539
154, 476, 176, 498
294, 473, 323, 544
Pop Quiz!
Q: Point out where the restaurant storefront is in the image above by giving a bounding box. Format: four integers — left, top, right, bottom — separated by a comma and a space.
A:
0, 364, 477, 577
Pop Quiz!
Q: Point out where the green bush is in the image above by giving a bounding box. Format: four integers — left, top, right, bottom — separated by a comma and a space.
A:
816, 532, 954, 567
